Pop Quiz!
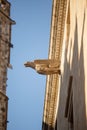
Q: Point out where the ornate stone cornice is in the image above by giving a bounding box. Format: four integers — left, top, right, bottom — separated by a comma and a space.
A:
42, 0, 68, 129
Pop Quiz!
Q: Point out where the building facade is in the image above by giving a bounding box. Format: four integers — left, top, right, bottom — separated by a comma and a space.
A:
42, 0, 87, 130
0, 0, 15, 130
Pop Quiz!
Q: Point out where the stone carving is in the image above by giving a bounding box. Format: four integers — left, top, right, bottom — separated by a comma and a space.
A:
24, 59, 61, 75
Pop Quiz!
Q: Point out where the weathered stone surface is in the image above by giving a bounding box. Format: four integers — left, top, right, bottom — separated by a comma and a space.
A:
0, 0, 15, 130
24, 59, 61, 75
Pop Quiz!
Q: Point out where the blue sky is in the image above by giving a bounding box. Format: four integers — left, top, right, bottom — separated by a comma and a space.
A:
7, 0, 52, 130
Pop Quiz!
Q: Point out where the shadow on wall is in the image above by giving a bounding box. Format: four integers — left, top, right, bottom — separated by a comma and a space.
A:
71, 12, 86, 129
57, 11, 87, 130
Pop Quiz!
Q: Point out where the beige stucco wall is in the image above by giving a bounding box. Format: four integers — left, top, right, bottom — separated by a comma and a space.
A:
57, 0, 87, 130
